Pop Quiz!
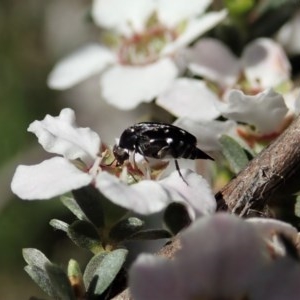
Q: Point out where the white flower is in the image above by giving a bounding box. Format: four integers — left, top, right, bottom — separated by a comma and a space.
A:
219, 88, 288, 134
156, 78, 221, 122
173, 117, 239, 152
95, 169, 216, 217
11, 108, 102, 200
186, 37, 291, 89
129, 213, 300, 300
158, 85, 288, 152
48, 0, 227, 110
11, 109, 216, 218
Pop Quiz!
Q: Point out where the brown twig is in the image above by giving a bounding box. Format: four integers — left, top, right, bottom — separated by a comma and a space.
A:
216, 115, 300, 218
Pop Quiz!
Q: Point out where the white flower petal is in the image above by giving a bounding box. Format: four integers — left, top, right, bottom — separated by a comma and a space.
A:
159, 169, 216, 219
28, 108, 101, 165
162, 10, 227, 54
156, 78, 220, 121
95, 172, 169, 214
220, 89, 288, 133
157, 0, 211, 27
92, 0, 155, 36
187, 38, 240, 86
247, 218, 298, 241
48, 44, 115, 89
285, 88, 300, 114
11, 157, 92, 200
242, 38, 291, 89
100, 58, 178, 110
174, 118, 238, 152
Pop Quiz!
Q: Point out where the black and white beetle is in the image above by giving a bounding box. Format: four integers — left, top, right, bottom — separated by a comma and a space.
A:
113, 122, 213, 183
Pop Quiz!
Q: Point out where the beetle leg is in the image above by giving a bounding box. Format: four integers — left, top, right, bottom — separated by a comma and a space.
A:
175, 160, 188, 185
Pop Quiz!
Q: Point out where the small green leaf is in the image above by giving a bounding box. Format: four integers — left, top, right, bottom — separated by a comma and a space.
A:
67, 220, 102, 253
109, 217, 145, 243
220, 135, 249, 174
164, 203, 191, 235
72, 185, 105, 229
46, 263, 76, 300
49, 219, 69, 232
68, 259, 85, 299
68, 259, 82, 278
61, 196, 87, 221
129, 229, 171, 240
25, 265, 57, 298
85, 249, 128, 296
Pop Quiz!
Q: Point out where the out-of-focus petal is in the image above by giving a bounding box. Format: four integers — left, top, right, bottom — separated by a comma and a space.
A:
162, 10, 227, 54
242, 38, 291, 89
175, 214, 268, 298
174, 118, 238, 152
220, 89, 288, 133
129, 214, 268, 300
159, 169, 216, 219
250, 258, 300, 300
28, 108, 101, 166
157, 0, 211, 27
247, 218, 298, 241
187, 38, 240, 87
48, 44, 115, 89
156, 78, 220, 121
276, 11, 300, 55
11, 157, 92, 200
130, 254, 183, 300
100, 58, 178, 110
92, 0, 155, 36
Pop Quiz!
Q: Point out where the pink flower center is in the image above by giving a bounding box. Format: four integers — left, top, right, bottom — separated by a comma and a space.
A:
118, 25, 177, 66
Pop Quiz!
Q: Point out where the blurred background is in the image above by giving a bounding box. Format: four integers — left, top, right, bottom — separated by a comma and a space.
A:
2, 0, 300, 299
0, 0, 147, 298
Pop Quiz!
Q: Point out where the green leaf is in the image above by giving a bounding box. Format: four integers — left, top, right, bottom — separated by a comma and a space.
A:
67, 220, 102, 253
83, 252, 108, 289
23, 248, 50, 268
294, 195, 300, 218
67, 259, 82, 278
25, 265, 57, 298
49, 219, 69, 232
224, 0, 254, 15
84, 249, 128, 296
109, 217, 145, 243
23, 249, 58, 298
249, 0, 299, 38
164, 202, 191, 235
61, 196, 87, 221
220, 135, 249, 174
72, 185, 105, 229
129, 229, 171, 240
68, 259, 85, 299
46, 263, 76, 300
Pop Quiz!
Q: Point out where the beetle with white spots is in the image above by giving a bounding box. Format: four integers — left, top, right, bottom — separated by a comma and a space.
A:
113, 122, 213, 182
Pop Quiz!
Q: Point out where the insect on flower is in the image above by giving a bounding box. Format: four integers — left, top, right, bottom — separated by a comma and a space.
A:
113, 122, 213, 183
